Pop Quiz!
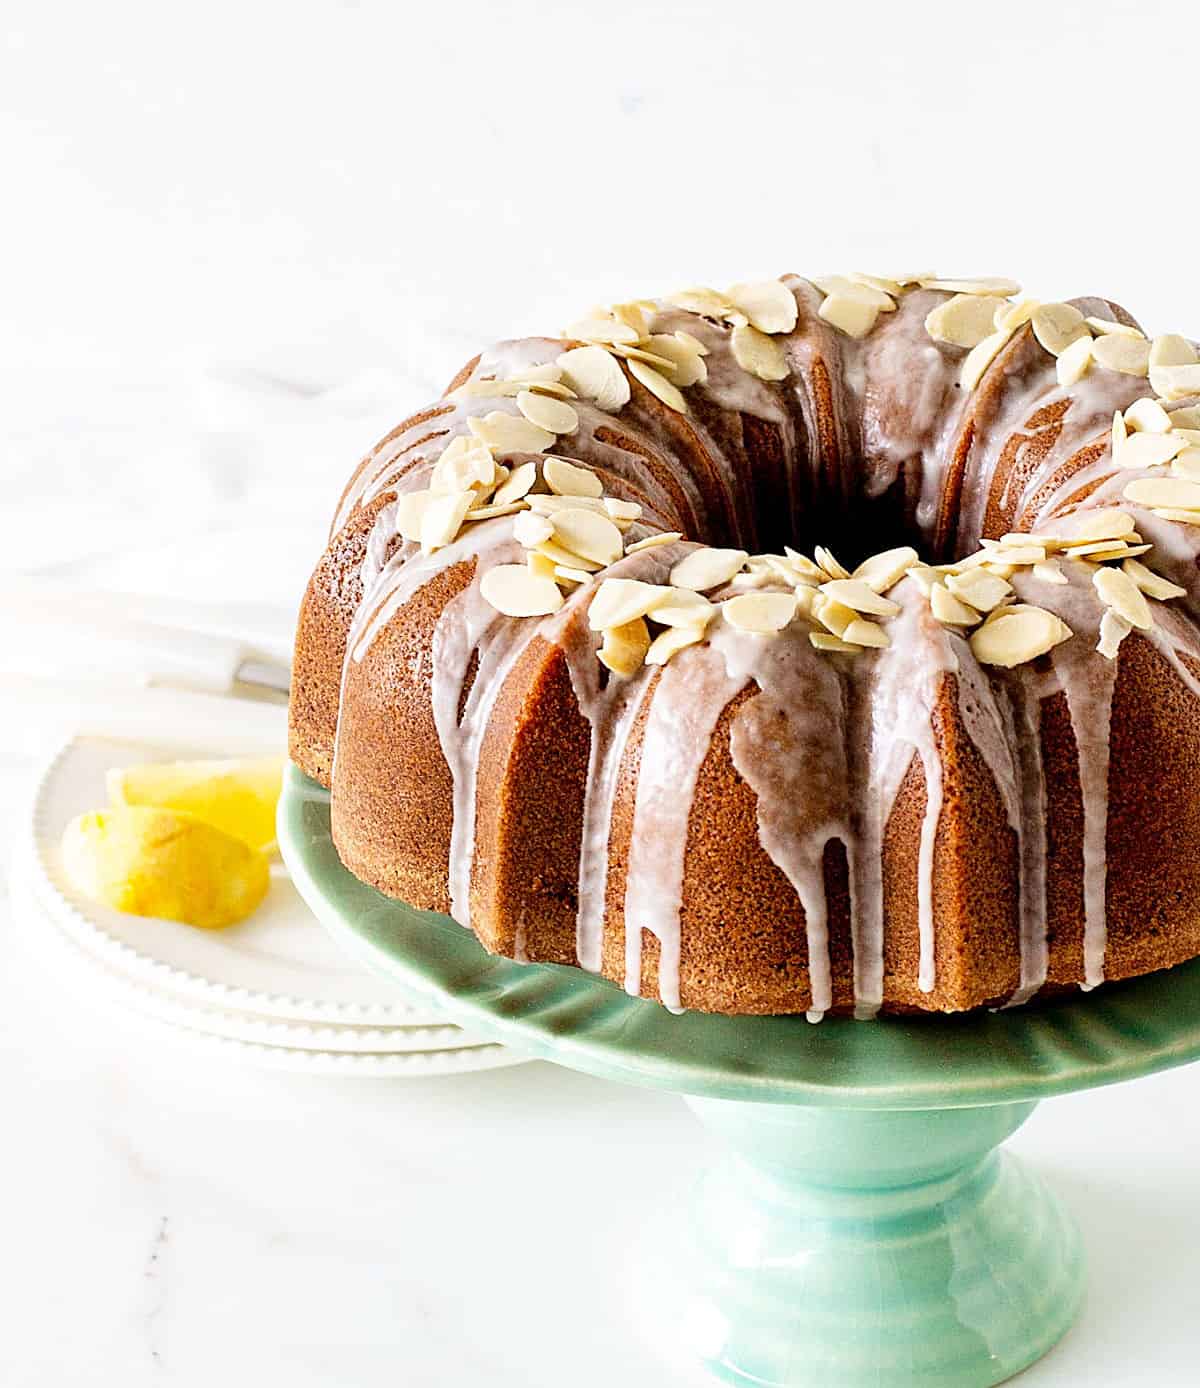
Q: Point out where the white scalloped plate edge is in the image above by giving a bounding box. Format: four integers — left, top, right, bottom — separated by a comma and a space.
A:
10, 855, 531, 1076
26, 733, 449, 1026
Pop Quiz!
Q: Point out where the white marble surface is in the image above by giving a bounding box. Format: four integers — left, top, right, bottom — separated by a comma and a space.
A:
5, 0, 1200, 1381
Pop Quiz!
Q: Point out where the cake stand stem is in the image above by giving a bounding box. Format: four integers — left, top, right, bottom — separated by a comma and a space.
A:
665, 1097, 1083, 1387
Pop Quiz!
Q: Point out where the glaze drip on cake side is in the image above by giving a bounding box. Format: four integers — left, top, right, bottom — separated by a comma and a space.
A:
292, 271, 1200, 1019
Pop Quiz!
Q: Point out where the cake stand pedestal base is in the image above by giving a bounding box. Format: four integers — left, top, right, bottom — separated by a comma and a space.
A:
280, 766, 1200, 1388
670, 1098, 1081, 1386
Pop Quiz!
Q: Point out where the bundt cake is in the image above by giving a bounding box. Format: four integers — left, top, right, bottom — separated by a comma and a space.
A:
289, 271, 1200, 1019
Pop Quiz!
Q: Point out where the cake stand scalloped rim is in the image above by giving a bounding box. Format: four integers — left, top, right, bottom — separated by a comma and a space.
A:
279, 763, 1200, 1110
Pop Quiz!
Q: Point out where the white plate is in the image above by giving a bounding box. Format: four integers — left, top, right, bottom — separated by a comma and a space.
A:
12, 857, 527, 1077
29, 731, 452, 1025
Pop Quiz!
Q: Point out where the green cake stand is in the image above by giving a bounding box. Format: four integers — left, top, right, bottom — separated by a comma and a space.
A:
279, 765, 1200, 1387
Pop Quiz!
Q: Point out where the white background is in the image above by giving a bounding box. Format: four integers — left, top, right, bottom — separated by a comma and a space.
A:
4, 1, 1200, 1383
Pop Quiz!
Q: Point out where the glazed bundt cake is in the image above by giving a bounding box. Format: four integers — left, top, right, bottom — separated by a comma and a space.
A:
289, 271, 1200, 1019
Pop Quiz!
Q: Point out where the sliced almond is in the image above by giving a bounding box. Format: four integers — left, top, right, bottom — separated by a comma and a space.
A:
1084, 316, 1143, 339
526, 551, 557, 580
920, 276, 1021, 297
1114, 431, 1187, 470
430, 435, 496, 494
993, 298, 1040, 333
930, 583, 980, 626
814, 546, 851, 581
587, 578, 668, 630
646, 625, 706, 666
1150, 334, 1199, 369
419, 490, 474, 551
813, 595, 857, 637
817, 294, 877, 339
1122, 558, 1185, 600
1055, 333, 1094, 386
395, 489, 433, 544
535, 537, 603, 573
556, 345, 631, 413
925, 294, 1005, 349
1096, 609, 1131, 660
669, 547, 749, 592
809, 631, 857, 653
969, 605, 1072, 668
625, 531, 683, 554
817, 578, 900, 616
1032, 560, 1068, 586
628, 358, 688, 413
642, 335, 707, 387
1124, 477, 1200, 510
1094, 566, 1152, 630
851, 546, 919, 593
843, 618, 890, 648
960, 328, 1012, 391
945, 569, 1012, 612
527, 493, 607, 517
1150, 363, 1200, 401
517, 390, 578, 436
480, 564, 564, 618
1172, 448, 1200, 480
812, 275, 896, 310
464, 501, 526, 521
731, 322, 789, 381
723, 591, 798, 635
542, 455, 602, 498
604, 498, 643, 525
513, 511, 555, 547
564, 314, 640, 346
1064, 508, 1137, 543
549, 507, 623, 566
652, 587, 716, 629
784, 548, 830, 583
1112, 409, 1128, 454
1092, 334, 1150, 377
468, 411, 556, 455
664, 286, 735, 319
1150, 507, 1200, 525
1123, 397, 1173, 435
598, 618, 651, 678
725, 280, 798, 334
492, 460, 538, 505
1032, 302, 1088, 357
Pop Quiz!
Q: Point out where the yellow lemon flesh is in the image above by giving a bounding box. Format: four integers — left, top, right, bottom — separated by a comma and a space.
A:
106, 756, 284, 854
61, 806, 270, 930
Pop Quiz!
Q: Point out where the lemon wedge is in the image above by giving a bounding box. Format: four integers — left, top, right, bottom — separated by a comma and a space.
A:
106, 756, 284, 854
62, 807, 270, 930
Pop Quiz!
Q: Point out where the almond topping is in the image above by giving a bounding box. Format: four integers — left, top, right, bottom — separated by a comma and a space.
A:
1114, 431, 1187, 470
1084, 317, 1143, 339
1092, 333, 1150, 377
643, 335, 708, 387
625, 531, 683, 554
669, 547, 749, 592
1122, 398, 1173, 434
1096, 609, 1131, 660
492, 460, 538, 505
543, 455, 602, 498
430, 436, 496, 494
852, 546, 919, 593
969, 605, 1072, 668
468, 411, 556, 455
1122, 558, 1186, 600
731, 322, 789, 381
843, 618, 890, 648
1064, 508, 1137, 543
598, 618, 651, 678
1093, 566, 1152, 631
517, 390, 578, 436
420, 490, 474, 551
920, 276, 1021, 297
480, 565, 564, 618
1032, 303, 1088, 357
1123, 477, 1200, 510
817, 294, 878, 339
1150, 363, 1200, 401
652, 588, 716, 629
817, 578, 900, 616
725, 280, 798, 334
1032, 560, 1068, 586
723, 591, 799, 635
945, 569, 1013, 612
628, 357, 688, 413
930, 583, 980, 626
513, 511, 555, 547
960, 328, 1012, 391
1055, 333, 1094, 387
556, 345, 631, 412
1150, 334, 1198, 369
812, 275, 897, 310
810, 631, 857, 653
645, 625, 706, 666
587, 579, 668, 630
925, 294, 1005, 349
549, 508, 623, 566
